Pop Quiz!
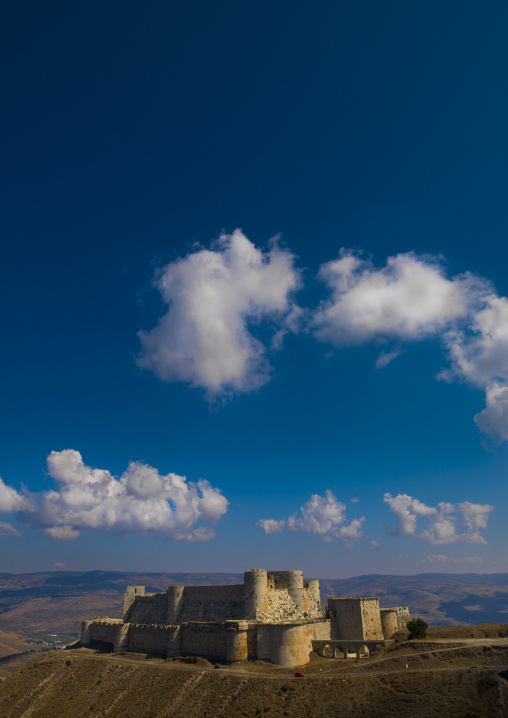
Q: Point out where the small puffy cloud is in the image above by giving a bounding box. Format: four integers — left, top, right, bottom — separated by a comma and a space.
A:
336, 518, 364, 540
464, 556, 483, 563
1, 449, 228, 541
371, 540, 380, 547
256, 519, 285, 534
54, 562, 67, 567
137, 230, 301, 400
425, 554, 455, 563
257, 490, 364, 543
384, 493, 493, 545
0, 521, 21, 537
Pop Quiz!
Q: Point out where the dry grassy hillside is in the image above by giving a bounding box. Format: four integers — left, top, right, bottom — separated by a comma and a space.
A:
0, 629, 50, 679
0, 628, 28, 659
427, 624, 508, 639
0, 650, 507, 718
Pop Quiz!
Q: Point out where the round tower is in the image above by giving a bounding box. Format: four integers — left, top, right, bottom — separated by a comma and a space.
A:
267, 624, 312, 666
285, 570, 305, 611
243, 568, 268, 618
225, 624, 249, 662
166, 585, 185, 624
380, 608, 398, 639
305, 579, 322, 615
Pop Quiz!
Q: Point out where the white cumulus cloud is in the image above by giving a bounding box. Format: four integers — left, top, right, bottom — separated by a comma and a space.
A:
137, 230, 301, 400
312, 250, 479, 346
440, 294, 508, 442
257, 490, 364, 543
384, 493, 494, 545
1, 450, 228, 541
312, 248, 508, 443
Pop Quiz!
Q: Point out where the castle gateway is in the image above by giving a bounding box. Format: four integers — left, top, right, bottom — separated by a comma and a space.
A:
81, 569, 409, 666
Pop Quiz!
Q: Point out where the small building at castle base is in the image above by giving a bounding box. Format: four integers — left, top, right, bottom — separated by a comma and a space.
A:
81, 569, 409, 667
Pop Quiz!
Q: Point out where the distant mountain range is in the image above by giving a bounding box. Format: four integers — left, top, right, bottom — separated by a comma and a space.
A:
0, 570, 507, 640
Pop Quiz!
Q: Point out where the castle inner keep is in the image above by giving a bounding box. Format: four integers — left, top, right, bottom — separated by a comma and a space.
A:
81, 569, 410, 666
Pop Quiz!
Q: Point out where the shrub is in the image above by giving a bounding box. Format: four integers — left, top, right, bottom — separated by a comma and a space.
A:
407, 618, 428, 639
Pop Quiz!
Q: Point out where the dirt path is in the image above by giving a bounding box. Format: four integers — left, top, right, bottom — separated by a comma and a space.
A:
63, 644, 508, 681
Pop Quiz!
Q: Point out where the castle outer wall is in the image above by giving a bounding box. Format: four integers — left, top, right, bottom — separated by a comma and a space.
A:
81, 569, 409, 666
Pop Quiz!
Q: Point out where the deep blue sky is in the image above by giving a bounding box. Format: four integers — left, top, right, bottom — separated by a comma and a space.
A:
0, 0, 507, 577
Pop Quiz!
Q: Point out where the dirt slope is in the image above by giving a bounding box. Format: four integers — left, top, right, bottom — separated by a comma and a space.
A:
0, 629, 28, 659
0, 651, 507, 718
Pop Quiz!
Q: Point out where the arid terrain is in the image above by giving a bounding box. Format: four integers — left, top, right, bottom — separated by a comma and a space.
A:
1, 569, 508, 715
0, 639, 508, 717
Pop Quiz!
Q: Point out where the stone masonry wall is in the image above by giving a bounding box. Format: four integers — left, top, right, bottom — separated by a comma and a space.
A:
310, 619, 331, 641
126, 593, 168, 625
392, 606, 410, 631
328, 597, 384, 641
122, 573, 323, 626
128, 625, 172, 656
176, 585, 245, 622
258, 589, 301, 622
360, 598, 384, 640
328, 599, 364, 640
257, 586, 323, 622
82, 620, 123, 649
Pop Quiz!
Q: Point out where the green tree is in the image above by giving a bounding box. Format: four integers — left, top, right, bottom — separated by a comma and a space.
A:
407, 618, 428, 639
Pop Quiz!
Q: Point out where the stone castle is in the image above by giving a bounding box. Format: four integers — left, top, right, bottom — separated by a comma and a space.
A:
81, 569, 409, 666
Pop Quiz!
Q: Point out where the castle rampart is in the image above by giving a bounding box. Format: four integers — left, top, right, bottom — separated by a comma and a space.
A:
81, 568, 409, 666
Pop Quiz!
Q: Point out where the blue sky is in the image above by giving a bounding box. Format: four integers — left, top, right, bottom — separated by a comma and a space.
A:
1, 0, 507, 577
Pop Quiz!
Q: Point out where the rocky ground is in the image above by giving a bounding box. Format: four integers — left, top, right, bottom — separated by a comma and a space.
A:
0, 640, 507, 717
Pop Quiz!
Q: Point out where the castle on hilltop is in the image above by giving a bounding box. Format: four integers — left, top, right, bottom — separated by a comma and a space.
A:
81, 569, 409, 666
